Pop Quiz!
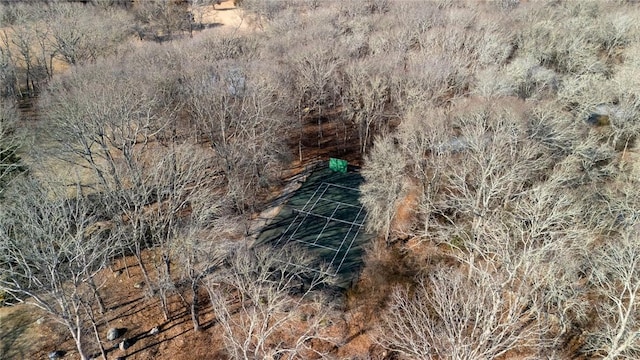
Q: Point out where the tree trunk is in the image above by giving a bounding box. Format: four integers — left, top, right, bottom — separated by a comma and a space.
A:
122, 249, 130, 278
160, 288, 171, 321
69, 321, 89, 360
191, 280, 200, 331
88, 308, 107, 360
89, 279, 106, 314
133, 237, 152, 287
298, 103, 303, 162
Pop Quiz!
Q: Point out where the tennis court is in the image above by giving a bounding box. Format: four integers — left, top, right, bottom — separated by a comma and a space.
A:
256, 164, 371, 285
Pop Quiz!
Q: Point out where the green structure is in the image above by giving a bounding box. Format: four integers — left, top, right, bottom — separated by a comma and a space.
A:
329, 158, 348, 173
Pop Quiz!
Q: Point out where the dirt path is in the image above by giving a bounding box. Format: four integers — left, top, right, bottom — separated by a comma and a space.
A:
192, 0, 250, 33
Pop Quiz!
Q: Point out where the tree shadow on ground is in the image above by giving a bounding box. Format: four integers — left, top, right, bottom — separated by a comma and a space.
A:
0, 308, 38, 359
118, 315, 192, 358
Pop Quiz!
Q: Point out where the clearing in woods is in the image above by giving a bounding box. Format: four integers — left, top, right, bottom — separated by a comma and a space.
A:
256, 164, 372, 287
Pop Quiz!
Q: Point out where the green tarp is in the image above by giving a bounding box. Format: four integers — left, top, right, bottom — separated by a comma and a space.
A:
329, 158, 348, 173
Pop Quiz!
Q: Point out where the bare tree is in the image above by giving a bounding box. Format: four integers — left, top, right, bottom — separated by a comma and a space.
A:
172, 213, 235, 331
0, 3, 132, 97
343, 58, 392, 154
0, 100, 24, 195
144, 143, 222, 321
285, 39, 341, 158
133, 0, 191, 41
378, 264, 552, 359
206, 245, 338, 359
169, 172, 246, 332
0, 178, 115, 360
46, 3, 134, 66
582, 230, 640, 359
184, 61, 291, 215
40, 56, 180, 312
368, 96, 601, 356
44, 58, 159, 212
1, 20, 47, 95
397, 101, 557, 250
360, 135, 406, 244
0, 39, 18, 98
40, 51, 244, 325
153, 139, 242, 331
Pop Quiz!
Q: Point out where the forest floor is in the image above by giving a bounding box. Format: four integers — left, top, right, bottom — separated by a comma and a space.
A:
0, 247, 384, 359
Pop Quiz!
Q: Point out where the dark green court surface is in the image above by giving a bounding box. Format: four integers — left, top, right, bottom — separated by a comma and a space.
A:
256, 164, 372, 287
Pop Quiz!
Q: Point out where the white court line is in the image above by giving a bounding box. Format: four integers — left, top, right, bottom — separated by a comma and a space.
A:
276, 181, 367, 276
292, 238, 340, 252
315, 197, 363, 209
313, 203, 341, 245
321, 182, 361, 192
275, 211, 303, 246
281, 183, 331, 245
334, 215, 366, 276
300, 182, 328, 212
292, 208, 366, 227
328, 204, 366, 271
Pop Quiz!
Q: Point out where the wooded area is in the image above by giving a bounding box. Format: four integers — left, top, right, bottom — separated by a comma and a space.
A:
2, 0, 640, 359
